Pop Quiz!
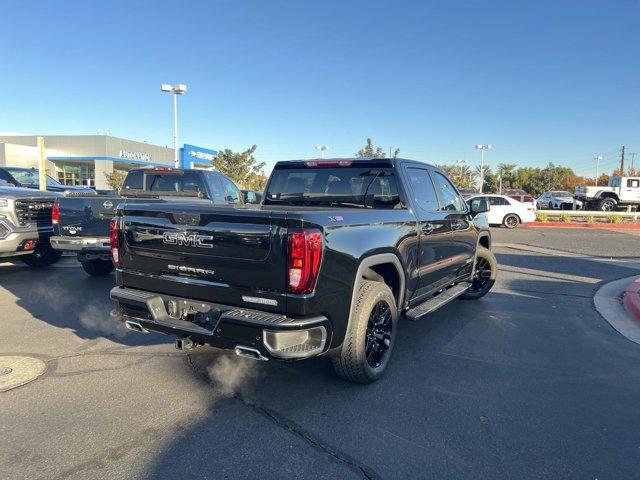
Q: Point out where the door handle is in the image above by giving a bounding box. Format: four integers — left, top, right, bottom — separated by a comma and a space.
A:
422, 223, 435, 234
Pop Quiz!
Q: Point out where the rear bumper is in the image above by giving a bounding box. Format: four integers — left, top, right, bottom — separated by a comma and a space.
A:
110, 286, 332, 360
50, 235, 110, 252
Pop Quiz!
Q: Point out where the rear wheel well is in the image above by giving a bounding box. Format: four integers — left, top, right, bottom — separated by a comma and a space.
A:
363, 263, 401, 306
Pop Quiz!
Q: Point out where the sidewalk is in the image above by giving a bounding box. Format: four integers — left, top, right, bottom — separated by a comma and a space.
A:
523, 222, 640, 230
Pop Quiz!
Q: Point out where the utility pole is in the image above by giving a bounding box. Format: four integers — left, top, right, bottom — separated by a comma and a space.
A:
594, 155, 603, 186
620, 145, 626, 175
630, 152, 637, 172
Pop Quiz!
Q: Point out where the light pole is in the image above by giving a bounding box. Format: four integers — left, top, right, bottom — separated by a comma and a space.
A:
315, 145, 329, 159
161, 83, 187, 168
475, 144, 491, 193
594, 155, 603, 186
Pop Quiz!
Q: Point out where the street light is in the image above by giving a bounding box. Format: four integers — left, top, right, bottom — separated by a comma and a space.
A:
456, 159, 466, 177
161, 83, 187, 168
594, 155, 603, 186
315, 145, 329, 159
475, 144, 491, 193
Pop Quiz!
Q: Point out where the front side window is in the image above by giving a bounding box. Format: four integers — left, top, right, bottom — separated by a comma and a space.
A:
221, 177, 240, 204
432, 172, 465, 211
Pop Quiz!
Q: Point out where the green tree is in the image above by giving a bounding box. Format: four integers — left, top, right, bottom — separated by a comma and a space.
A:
474, 165, 498, 193
104, 170, 127, 189
496, 163, 517, 190
437, 164, 477, 189
356, 138, 399, 158
213, 145, 268, 191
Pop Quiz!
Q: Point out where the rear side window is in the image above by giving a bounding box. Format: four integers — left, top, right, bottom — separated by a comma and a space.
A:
205, 175, 225, 203
627, 179, 639, 188
431, 172, 465, 211
489, 196, 508, 206
406, 168, 439, 211
122, 170, 143, 189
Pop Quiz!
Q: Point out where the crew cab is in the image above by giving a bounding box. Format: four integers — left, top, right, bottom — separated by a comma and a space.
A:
109, 158, 497, 383
0, 184, 62, 267
575, 176, 640, 211
51, 167, 245, 276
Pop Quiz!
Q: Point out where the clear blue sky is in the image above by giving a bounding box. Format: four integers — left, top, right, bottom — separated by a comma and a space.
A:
1, 0, 638, 175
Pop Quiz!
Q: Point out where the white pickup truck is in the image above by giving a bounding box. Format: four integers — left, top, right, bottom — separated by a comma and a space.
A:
575, 176, 640, 211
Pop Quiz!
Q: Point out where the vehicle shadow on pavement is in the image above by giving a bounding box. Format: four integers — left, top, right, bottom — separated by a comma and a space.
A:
0, 261, 169, 346
143, 263, 640, 480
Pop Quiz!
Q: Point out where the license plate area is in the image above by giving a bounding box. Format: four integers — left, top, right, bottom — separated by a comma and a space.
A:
165, 298, 222, 331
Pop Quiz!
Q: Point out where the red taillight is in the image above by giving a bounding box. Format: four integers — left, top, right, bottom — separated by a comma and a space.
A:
109, 217, 120, 267
288, 229, 323, 294
51, 202, 59, 225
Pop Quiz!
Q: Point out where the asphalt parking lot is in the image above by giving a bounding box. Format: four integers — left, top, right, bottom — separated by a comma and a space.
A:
1, 227, 640, 480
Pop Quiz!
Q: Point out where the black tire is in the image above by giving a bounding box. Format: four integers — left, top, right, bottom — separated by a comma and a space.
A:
598, 198, 617, 212
81, 259, 115, 276
460, 246, 497, 300
332, 280, 398, 384
503, 214, 520, 229
20, 244, 63, 268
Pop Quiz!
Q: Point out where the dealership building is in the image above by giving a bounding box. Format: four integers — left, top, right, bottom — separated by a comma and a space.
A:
0, 135, 218, 190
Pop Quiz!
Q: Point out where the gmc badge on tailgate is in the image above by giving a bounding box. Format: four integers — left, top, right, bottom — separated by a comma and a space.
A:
162, 232, 214, 249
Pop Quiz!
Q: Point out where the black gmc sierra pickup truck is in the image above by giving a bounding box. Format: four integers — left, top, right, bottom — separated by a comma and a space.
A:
110, 158, 496, 383
51, 167, 246, 276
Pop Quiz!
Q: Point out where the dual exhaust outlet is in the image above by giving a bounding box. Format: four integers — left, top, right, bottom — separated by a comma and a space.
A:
124, 320, 268, 361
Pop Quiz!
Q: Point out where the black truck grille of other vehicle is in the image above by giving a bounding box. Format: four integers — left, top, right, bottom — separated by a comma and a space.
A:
14, 199, 54, 226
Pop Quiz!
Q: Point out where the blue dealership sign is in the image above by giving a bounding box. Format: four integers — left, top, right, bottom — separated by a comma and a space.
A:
180, 144, 218, 168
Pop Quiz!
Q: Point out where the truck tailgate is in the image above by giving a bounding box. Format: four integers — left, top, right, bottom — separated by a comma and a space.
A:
56, 195, 120, 237
117, 202, 289, 311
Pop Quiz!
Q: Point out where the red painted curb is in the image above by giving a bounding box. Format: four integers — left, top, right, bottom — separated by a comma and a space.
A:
522, 222, 640, 230
623, 278, 640, 323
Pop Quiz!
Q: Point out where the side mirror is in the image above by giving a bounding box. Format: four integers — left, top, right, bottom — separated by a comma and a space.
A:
468, 197, 489, 216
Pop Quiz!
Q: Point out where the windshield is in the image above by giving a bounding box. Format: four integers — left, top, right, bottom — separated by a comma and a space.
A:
4, 168, 61, 186
552, 191, 572, 196
264, 167, 402, 209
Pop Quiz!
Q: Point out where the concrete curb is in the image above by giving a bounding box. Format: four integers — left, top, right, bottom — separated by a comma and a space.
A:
623, 278, 640, 323
594, 275, 640, 346
522, 222, 640, 230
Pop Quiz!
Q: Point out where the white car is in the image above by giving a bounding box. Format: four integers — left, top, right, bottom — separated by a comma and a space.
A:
537, 190, 582, 210
467, 194, 536, 228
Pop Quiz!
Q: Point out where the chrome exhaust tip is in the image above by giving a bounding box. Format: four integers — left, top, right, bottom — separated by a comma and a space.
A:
124, 320, 149, 334
234, 346, 269, 361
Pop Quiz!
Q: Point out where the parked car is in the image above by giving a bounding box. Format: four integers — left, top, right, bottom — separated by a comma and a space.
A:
502, 188, 535, 204
575, 176, 640, 211
110, 158, 497, 384
0, 166, 94, 193
467, 194, 535, 228
51, 167, 245, 276
536, 191, 582, 210
0, 184, 62, 267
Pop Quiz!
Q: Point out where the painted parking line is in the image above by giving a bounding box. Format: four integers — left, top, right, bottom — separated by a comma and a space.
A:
494, 243, 640, 270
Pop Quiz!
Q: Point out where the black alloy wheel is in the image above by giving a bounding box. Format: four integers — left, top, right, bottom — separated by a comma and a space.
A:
365, 300, 393, 368
468, 256, 492, 293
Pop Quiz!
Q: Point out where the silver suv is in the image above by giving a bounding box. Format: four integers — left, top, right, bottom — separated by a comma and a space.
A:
0, 184, 62, 267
